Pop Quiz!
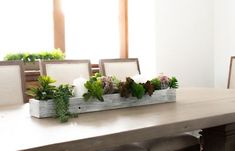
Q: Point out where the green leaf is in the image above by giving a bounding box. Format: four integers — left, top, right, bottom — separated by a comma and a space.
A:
131, 83, 145, 99
83, 77, 104, 102
53, 84, 74, 123
3, 49, 64, 62
150, 78, 161, 90
169, 77, 179, 89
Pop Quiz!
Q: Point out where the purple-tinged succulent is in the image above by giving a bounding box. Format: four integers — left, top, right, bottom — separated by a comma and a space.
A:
158, 75, 170, 89
99, 76, 120, 94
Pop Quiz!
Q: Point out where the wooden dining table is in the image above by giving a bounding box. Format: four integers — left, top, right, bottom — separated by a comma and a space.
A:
1, 88, 235, 151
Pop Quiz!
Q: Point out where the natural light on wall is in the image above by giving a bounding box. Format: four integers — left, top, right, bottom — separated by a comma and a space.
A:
129, 0, 157, 79
0, 0, 54, 60
62, 0, 120, 63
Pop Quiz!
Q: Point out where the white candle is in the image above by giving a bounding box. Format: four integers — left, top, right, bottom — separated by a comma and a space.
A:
131, 74, 147, 83
73, 77, 88, 98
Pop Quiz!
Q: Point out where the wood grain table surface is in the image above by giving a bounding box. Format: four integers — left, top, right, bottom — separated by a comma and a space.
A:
1, 88, 235, 151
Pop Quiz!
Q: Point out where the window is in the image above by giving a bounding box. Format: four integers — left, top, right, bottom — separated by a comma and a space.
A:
0, 0, 54, 60
128, 0, 157, 78
62, 0, 120, 63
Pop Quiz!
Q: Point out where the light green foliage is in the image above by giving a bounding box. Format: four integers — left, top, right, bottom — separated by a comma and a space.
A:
169, 77, 179, 89
38, 49, 64, 60
26, 76, 56, 100
83, 73, 104, 101
111, 76, 121, 92
150, 78, 161, 90
53, 84, 74, 123
4, 48, 64, 62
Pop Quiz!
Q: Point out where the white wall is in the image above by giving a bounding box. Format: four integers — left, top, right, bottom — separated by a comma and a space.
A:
129, 0, 157, 80
214, 0, 235, 88
129, 0, 214, 87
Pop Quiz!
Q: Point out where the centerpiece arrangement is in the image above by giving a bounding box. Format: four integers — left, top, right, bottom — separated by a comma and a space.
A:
28, 73, 178, 122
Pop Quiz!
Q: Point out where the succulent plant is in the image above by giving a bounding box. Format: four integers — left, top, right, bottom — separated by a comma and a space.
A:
150, 78, 161, 90
83, 76, 104, 102
158, 75, 170, 89
119, 77, 134, 98
142, 81, 155, 96
98, 76, 120, 94
100, 76, 114, 94
119, 77, 145, 99
169, 77, 178, 89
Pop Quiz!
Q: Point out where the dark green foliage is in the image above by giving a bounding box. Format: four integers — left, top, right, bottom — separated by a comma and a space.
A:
22, 53, 38, 62
26, 76, 56, 100
131, 83, 145, 99
150, 78, 161, 90
53, 84, 74, 123
169, 77, 179, 89
119, 77, 145, 99
142, 81, 155, 96
83, 73, 104, 102
4, 49, 64, 62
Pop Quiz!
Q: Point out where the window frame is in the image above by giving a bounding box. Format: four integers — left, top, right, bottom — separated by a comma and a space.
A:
53, 0, 129, 59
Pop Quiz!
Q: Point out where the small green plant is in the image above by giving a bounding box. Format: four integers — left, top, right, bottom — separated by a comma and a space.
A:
119, 77, 145, 99
83, 73, 104, 101
53, 84, 75, 123
169, 77, 178, 89
38, 49, 64, 60
150, 78, 161, 90
26, 76, 56, 100
4, 48, 64, 62
28, 75, 76, 123
131, 82, 145, 99
151, 76, 179, 90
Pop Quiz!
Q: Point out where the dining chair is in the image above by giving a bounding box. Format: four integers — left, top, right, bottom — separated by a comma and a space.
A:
0, 61, 26, 106
228, 56, 235, 88
99, 58, 140, 81
40, 60, 92, 86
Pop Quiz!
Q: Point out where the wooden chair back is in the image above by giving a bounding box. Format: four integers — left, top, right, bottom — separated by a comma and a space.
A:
99, 58, 140, 81
228, 56, 235, 88
40, 60, 92, 86
0, 61, 26, 106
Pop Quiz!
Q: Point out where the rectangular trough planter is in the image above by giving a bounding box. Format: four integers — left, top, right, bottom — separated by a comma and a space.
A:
30, 89, 176, 118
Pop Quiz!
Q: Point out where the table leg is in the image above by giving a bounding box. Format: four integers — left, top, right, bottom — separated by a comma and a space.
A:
201, 123, 235, 151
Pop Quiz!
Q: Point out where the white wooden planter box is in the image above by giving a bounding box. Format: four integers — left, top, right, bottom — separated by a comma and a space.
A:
30, 89, 176, 118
